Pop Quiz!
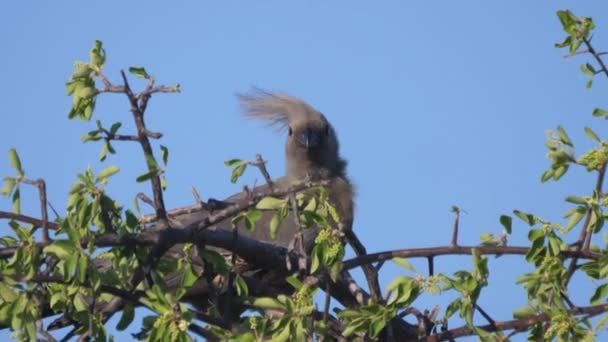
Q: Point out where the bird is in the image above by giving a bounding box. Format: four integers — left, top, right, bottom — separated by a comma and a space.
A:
232, 89, 355, 251
169, 89, 359, 315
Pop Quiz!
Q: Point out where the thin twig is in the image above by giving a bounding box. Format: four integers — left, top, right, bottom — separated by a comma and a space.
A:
450, 207, 460, 247
248, 154, 274, 189
343, 245, 599, 271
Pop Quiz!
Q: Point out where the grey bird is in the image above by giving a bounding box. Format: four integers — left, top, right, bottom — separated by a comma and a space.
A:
171, 89, 359, 312
233, 89, 354, 250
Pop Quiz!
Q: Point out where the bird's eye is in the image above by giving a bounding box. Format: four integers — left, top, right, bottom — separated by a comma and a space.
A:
324, 125, 329, 135
288, 126, 293, 136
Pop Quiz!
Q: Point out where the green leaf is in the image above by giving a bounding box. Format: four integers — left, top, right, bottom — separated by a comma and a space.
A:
77, 254, 89, 284
129, 66, 150, 79
0, 282, 17, 302
136, 169, 158, 183
234, 274, 249, 297
81, 130, 102, 143
99, 142, 109, 161
251, 297, 285, 311
565, 207, 586, 231
445, 298, 462, 319
553, 165, 568, 180
71, 62, 93, 79
584, 127, 600, 142
581, 63, 595, 76
246, 209, 262, 225
160, 145, 169, 166
586, 78, 593, 89
12, 188, 20, 214
556, 126, 572, 147
230, 164, 247, 183
514, 210, 538, 226
557, 10, 577, 34
76, 86, 96, 99
369, 318, 386, 338
392, 257, 416, 272
565, 196, 588, 205
43, 240, 78, 259
8, 149, 23, 176
199, 249, 228, 274
181, 264, 198, 290
555, 35, 572, 49
310, 246, 321, 274
286, 276, 303, 290
96, 165, 120, 183
540, 169, 554, 183
591, 283, 608, 305
1, 177, 15, 196
90, 40, 106, 68
256, 197, 287, 210
116, 304, 135, 331
499, 215, 512, 234
592, 108, 608, 118
269, 211, 281, 239
224, 159, 245, 167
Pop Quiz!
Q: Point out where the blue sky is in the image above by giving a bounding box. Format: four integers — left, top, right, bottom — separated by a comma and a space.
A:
2, 1, 608, 341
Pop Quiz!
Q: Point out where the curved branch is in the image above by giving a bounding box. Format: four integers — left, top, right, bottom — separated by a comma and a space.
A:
343, 245, 600, 271
421, 302, 608, 341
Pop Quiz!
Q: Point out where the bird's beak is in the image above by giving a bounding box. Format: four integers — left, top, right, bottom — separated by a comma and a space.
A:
296, 127, 321, 150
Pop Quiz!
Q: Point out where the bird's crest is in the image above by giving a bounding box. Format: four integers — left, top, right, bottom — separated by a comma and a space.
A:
237, 88, 326, 130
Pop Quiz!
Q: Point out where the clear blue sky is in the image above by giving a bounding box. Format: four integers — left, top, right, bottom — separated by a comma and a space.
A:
1, 2, 608, 341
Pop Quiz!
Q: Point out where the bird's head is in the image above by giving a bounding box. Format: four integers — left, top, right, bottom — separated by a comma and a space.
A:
239, 89, 346, 181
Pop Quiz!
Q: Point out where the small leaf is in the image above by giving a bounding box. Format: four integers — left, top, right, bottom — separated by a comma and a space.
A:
565, 208, 586, 231
269, 211, 282, 239
8, 149, 23, 176
286, 276, 303, 290
256, 197, 287, 210
584, 127, 600, 142
251, 297, 285, 311
540, 169, 554, 183
553, 165, 568, 180
234, 274, 249, 297
116, 304, 135, 331
160, 145, 169, 166
12, 188, 20, 214
565, 196, 588, 205
90, 40, 106, 68
310, 246, 321, 274
513, 210, 538, 226
136, 170, 158, 183
96, 165, 120, 183
200, 249, 228, 275
556, 126, 572, 147
224, 159, 245, 167
129, 66, 150, 79
591, 283, 608, 305
499, 215, 512, 234
1, 177, 15, 196
181, 264, 198, 290
230, 164, 247, 183
580, 63, 595, 76
43, 240, 78, 259
392, 257, 416, 272
109, 122, 122, 134
513, 306, 536, 319
592, 108, 608, 118
99, 142, 109, 161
